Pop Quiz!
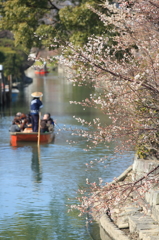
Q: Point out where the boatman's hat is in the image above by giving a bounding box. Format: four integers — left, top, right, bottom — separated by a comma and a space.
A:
31, 92, 43, 98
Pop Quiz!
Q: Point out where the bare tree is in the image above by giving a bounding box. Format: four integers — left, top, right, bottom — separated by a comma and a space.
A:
59, 0, 159, 214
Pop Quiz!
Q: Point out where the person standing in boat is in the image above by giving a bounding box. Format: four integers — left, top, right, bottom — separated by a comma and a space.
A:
43, 60, 47, 72
30, 92, 43, 132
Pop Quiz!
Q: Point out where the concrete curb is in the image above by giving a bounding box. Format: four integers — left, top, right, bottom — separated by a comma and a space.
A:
112, 165, 132, 183
97, 162, 159, 240
100, 214, 131, 240
94, 166, 133, 240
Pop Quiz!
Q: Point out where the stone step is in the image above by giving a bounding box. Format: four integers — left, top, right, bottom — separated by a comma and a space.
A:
128, 212, 159, 240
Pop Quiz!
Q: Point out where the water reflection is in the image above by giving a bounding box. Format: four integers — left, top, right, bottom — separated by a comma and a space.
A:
31, 147, 42, 183
10, 143, 48, 183
0, 69, 134, 240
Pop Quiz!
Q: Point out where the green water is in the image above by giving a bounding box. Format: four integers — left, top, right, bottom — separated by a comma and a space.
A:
0, 68, 133, 240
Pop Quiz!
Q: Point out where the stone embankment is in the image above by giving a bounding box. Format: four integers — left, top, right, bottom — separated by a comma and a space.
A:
98, 156, 159, 240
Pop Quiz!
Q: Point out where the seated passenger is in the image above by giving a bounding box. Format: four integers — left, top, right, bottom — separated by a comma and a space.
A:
21, 113, 32, 132
18, 114, 28, 131
14, 113, 25, 125
9, 119, 21, 132
15, 112, 22, 117
43, 113, 54, 124
20, 113, 27, 121
22, 117, 32, 131
40, 120, 49, 133
47, 119, 54, 131
43, 113, 54, 131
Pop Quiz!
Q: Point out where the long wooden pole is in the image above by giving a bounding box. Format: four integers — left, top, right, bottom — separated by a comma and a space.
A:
37, 111, 41, 146
37, 111, 41, 164
37, 94, 43, 146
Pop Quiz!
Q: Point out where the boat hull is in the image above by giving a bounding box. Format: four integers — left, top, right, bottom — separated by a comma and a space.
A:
10, 131, 54, 147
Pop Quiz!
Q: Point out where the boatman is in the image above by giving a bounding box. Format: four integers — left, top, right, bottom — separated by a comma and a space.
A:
30, 92, 43, 132
43, 60, 47, 72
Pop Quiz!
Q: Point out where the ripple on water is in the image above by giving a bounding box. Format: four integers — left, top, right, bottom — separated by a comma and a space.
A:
0, 111, 134, 240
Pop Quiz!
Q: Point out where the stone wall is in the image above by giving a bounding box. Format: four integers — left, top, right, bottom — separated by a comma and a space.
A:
97, 155, 159, 240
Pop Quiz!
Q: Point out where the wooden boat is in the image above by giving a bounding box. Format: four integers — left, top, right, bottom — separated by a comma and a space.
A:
35, 69, 49, 75
10, 129, 54, 147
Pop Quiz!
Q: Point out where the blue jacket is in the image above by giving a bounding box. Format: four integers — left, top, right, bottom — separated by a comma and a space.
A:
30, 98, 43, 115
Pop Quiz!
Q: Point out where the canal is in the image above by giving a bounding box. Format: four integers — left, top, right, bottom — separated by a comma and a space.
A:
0, 68, 134, 240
